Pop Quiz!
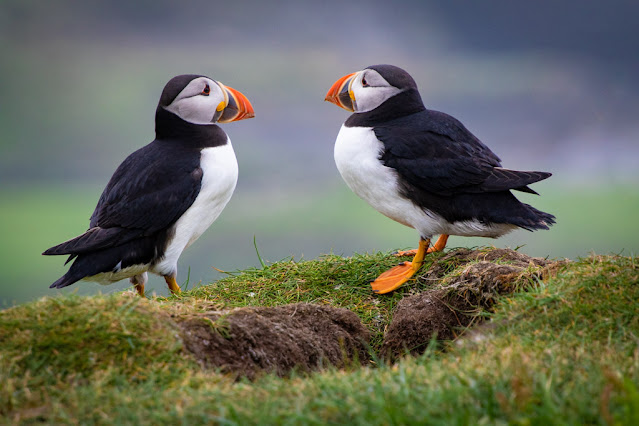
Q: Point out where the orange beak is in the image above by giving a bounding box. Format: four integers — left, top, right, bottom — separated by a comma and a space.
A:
218, 84, 255, 123
324, 72, 357, 112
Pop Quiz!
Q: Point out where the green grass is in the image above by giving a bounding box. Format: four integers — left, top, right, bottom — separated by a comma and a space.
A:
1, 250, 638, 424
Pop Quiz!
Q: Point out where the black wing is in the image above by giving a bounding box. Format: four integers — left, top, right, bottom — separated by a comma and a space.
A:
43, 140, 203, 256
377, 109, 550, 197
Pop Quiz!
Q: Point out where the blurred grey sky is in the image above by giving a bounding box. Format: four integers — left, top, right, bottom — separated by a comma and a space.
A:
2, 0, 638, 186
1, 0, 638, 303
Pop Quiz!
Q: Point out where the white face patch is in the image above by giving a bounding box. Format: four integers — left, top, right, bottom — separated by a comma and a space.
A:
164, 77, 226, 125
351, 69, 402, 113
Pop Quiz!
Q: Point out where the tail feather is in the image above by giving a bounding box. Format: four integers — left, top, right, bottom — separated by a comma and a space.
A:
49, 270, 85, 289
47, 235, 159, 291
43, 227, 142, 256
48, 248, 122, 289
516, 203, 556, 231
514, 185, 539, 195
49, 252, 111, 289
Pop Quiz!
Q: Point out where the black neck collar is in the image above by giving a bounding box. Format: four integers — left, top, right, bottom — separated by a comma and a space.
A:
344, 88, 426, 127
154, 107, 226, 148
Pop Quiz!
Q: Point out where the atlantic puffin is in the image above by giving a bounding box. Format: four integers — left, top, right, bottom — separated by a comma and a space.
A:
43, 74, 254, 296
325, 64, 555, 294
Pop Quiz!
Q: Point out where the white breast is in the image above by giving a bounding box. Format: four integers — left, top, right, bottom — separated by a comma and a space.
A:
154, 138, 238, 276
334, 125, 442, 237
333, 125, 516, 239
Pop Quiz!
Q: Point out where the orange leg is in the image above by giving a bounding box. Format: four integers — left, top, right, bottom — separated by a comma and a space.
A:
371, 238, 429, 294
130, 273, 147, 297
134, 283, 145, 297
394, 234, 450, 256
164, 274, 182, 294
428, 234, 449, 253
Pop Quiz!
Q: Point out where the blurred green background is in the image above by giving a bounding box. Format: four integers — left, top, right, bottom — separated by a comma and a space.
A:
1, 1, 638, 306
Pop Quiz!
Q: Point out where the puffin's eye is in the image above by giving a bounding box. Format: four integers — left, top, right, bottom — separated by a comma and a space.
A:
201, 84, 211, 96
361, 76, 369, 87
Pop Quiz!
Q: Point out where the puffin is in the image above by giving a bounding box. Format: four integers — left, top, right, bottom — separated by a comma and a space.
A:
325, 64, 555, 294
43, 74, 254, 296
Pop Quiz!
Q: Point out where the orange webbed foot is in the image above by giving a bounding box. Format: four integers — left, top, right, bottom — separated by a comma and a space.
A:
371, 261, 420, 294
372, 235, 451, 294
372, 238, 431, 294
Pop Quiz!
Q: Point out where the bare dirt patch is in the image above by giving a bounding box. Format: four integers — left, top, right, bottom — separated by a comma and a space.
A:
177, 303, 370, 379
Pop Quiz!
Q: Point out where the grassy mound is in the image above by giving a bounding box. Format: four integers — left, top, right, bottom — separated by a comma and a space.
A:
1, 248, 638, 424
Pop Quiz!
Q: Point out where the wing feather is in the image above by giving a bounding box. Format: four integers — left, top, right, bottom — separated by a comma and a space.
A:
376, 109, 550, 196
44, 140, 202, 256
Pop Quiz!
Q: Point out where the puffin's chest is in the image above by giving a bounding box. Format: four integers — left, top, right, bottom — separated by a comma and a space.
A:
181, 141, 238, 244
167, 141, 238, 252
152, 140, 238, 276
333, 125, 424, 228
334, 126, 392, 195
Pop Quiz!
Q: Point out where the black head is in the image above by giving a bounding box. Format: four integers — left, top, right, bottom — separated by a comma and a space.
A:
154, 74, 255, 141
157, 74, 254, 126
158, 74, 206, 108
366, 64, 419, 92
